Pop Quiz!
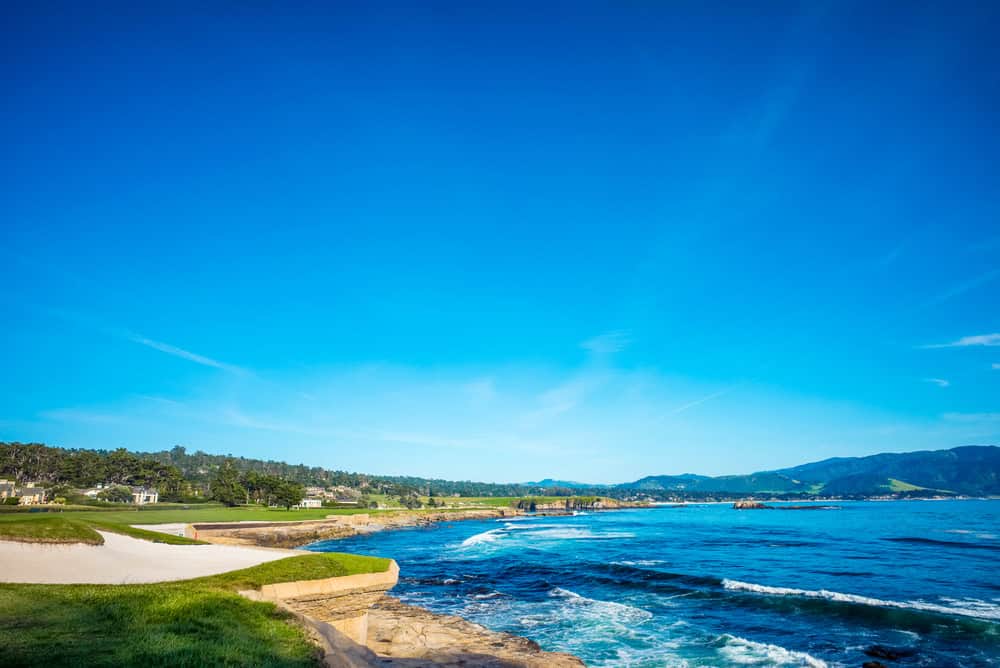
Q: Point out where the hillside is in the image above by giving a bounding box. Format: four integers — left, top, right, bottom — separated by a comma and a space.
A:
3, 442, 997, 500
619, 445, 1000, 497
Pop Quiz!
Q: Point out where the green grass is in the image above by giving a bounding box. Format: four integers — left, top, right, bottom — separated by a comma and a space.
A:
188, 552, 392, 590
0, 499, 512, 546
0, 512, 204, 545
0, 516, 103, 544
887, 478, 926, 492
64, 505, 375, 524
0, 553, 389, 667
83, 519, 206, 545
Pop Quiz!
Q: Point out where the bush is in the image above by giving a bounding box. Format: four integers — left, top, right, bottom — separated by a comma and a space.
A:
97, 486, 133, 503
3, 497, 20, 506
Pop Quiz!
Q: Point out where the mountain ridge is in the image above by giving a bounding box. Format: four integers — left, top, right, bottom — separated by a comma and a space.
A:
618, 445, 999, 496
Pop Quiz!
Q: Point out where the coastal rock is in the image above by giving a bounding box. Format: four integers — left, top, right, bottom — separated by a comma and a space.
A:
732, 500, 772, 510
367, 596, 585, 667
865, 645, 915, 661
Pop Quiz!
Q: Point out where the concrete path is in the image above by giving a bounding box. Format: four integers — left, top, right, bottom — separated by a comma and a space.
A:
0, 531, 302, 584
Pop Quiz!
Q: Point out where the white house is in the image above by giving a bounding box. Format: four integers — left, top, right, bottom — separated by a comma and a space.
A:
131, 487, 159, 505
295, 498, 323, 509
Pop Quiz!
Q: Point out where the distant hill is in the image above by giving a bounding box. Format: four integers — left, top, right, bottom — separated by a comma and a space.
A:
521, 479, 605, 489
619, 445, 1000, 497
3, 441, 997, 500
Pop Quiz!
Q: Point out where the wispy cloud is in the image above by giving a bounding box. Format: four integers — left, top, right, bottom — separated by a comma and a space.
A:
126, 332, 248, 374
919, 268, 1000, 311
42, 307, 249, 375
663, 384, 741, 417
921, 333, 1000, 349
923, 377, 950, 388
993, 363, 1000, 370
581, 330, 631, 354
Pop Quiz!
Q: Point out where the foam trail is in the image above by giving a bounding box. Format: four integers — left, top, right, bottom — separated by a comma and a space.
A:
461, 529, 505, 547
722, 579, 1000, 621
549, 587, 653, 623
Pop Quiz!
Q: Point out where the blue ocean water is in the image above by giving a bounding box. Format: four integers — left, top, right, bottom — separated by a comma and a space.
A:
305, 500, 999, 667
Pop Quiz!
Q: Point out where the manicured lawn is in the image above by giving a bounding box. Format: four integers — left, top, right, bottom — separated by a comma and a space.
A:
0, 553, 390, 667
83, 519, 206, 545
66, 505, 374, 524
0, 516, 103, 544
0, 513, 204, 545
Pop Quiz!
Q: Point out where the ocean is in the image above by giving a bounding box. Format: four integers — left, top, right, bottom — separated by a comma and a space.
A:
304, 500, 999, 667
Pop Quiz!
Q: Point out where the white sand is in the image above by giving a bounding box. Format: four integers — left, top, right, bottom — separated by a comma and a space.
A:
0, 531, 302, 584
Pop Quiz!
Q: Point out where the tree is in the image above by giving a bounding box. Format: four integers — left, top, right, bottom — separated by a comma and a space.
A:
209, 460, 245, 507
98, 485, 133, 503
271, 479, 305, 510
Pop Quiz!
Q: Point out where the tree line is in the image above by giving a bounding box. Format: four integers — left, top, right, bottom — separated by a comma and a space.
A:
0, 442, 304, 507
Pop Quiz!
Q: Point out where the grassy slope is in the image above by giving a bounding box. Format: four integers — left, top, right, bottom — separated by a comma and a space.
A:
0, 552, 390, 667
0, 513, 204, 545
0, 516, 103, 544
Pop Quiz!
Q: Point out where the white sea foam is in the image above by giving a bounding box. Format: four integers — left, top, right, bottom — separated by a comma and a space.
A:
716, 634, 828, 667
525, 528, 635, 540
460, 528, 506, 547
722, 579, 1000, 621
549, 587, 653, 624
472, 591, 503, 600
612, 559, 666, 567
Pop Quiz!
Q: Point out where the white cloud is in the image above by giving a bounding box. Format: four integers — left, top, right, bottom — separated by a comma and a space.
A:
921, 333, 1000, 349
992, 363, 1000, 370
127, 332, 249, 374
923, 378, 950, 388
581, 330, 631, 354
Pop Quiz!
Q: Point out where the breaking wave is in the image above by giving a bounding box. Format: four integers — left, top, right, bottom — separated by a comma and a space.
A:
714, 634, 828, 667
722, 579, 1000, 621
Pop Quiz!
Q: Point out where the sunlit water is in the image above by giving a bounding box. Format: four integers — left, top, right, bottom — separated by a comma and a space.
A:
305, 500, 999, 667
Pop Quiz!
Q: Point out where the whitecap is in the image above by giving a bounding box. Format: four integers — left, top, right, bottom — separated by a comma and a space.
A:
721, 579, 1000, 621
612, 559, 666, 567
472, 591, 504, 600
460, 528, 506, 547
715, 634, 828, 667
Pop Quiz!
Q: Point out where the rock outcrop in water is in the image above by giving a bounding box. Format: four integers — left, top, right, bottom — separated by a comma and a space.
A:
732, 500, 772, 509
366, 596, 585, 667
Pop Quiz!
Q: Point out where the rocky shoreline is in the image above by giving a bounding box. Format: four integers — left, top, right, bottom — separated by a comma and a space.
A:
366, 596, 584, 667
189, 500, 649, 549
187, 505, 644, 666
189, 508, 515, 548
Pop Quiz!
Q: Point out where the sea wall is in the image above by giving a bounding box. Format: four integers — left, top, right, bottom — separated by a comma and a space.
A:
241, 561, 401, 645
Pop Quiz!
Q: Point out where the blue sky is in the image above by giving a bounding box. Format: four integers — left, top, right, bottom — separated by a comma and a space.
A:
2, 2, 998, 482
